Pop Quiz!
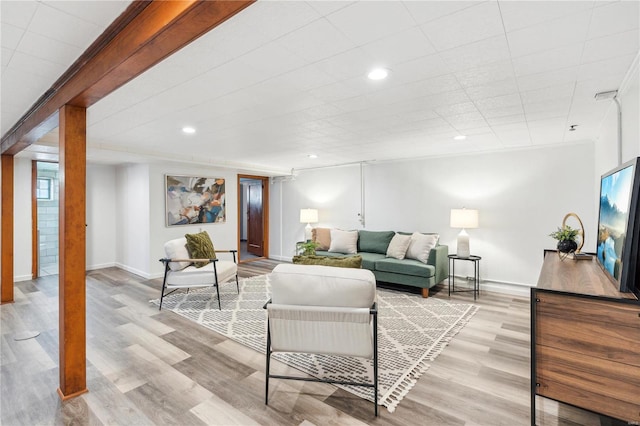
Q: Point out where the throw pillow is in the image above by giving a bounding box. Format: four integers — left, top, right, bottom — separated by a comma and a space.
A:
406, 232, 439, 264
358, 230, 395, 254
312, 227, 331, 250
185, 231, 216, 268
386, 233, 412, 260
292, 255, 362, 269
164, 238, 192, 271
328, 229, 358, 254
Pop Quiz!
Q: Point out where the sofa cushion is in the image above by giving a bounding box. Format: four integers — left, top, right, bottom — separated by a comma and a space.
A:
166, 260, 237, 287
185, 231, 216, 268
329, 229, 358, 254
374, 258, 435, 278
357, 230, 395, 254
164, 237, 191, 271
312, 227, 331, 250
292, 255, 362, 269
386, 233, 411, 259
358, 252, 387, 270
406, 232, 439, 264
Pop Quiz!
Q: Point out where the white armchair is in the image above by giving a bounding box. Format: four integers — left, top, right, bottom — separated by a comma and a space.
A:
159, 236, 238, 310
264, 263, 379, 416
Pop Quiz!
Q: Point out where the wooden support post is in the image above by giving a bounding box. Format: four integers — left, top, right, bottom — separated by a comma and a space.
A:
1, 154, 14, 304
57, 105, 87, 400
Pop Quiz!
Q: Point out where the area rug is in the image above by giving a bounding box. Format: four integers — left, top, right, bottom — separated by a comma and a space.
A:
151, 274, 478, 412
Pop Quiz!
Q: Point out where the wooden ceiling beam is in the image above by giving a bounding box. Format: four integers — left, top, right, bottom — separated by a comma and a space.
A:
1, 0, 254, 156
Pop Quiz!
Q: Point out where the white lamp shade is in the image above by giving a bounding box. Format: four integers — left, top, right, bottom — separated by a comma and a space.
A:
450, 208, 479, 229
300, 208, 318, 224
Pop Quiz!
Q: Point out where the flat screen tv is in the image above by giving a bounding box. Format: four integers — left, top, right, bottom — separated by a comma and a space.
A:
596, 157, 640, 295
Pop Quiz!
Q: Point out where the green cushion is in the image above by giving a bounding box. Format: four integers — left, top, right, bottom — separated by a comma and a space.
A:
374, 258, 435, 278
185, 231, 216, 268
357, 252, 386, 270
357, 230, 395, 254
292, 255, 362, 269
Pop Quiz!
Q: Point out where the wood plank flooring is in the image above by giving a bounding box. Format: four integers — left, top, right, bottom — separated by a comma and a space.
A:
0, 260, 618, 425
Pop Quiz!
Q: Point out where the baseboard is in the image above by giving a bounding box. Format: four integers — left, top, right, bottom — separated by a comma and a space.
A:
451, 274, 532, 297
114, 262, 151, 280
270, 254, 292, 262
263, 262, 533, 297
480, 280, 532, 297
87, 262, 116, 271
14, 274, 33, 282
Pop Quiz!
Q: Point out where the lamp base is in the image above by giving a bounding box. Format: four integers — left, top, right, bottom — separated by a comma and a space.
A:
304, 223, 313, 242
457, 229, 470, 258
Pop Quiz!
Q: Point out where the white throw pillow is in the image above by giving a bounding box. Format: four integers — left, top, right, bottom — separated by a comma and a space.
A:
164, 238, 192, 271
328, 229, 358, 254
406, 232, 439, 264
386, 233, 412, 260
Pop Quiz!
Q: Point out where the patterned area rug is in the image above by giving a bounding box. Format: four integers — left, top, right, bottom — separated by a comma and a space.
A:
151, 274, 478, 412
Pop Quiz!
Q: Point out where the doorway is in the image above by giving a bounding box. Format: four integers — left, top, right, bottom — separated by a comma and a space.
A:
31, 161, 60, 277
238, 175, 269, 263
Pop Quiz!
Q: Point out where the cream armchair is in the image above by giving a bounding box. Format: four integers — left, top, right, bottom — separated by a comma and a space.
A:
264, 264, 379, 416
159, 236, 238, 310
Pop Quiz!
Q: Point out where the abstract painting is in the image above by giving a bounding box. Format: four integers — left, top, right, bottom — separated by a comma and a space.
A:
165, 175, 225, 226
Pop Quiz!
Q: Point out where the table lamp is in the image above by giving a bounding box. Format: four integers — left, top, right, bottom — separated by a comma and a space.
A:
300, 208, 318, 241
450, 208, 479, 258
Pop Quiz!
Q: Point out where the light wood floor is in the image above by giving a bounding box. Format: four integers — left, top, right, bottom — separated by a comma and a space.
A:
0, 260, 616, 425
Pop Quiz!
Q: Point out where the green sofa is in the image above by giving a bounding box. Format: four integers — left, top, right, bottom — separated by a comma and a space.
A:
314, 229, 448, 298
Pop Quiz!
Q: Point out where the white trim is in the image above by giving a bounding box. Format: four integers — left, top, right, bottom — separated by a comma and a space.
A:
479, 280, 532, 297
451, 274, 533, 297
114, 262, 151, 279
87, 262, 116, 271
14, 274, 33, 282
270, 255, 292, 262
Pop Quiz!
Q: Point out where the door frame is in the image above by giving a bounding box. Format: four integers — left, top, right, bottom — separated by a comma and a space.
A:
31, 161, 38, 279
237, 174, 269, 263
31, 160, 59, 279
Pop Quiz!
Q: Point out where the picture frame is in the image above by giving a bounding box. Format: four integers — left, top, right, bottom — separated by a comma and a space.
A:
596, 157, 640, 294
165, 175, 226, 226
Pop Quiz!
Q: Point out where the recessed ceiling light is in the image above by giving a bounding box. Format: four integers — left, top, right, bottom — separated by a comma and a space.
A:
308, 154, 318, 159
453, 135, 467, 141
367, 68, 389, 80
182, 126, 196, 134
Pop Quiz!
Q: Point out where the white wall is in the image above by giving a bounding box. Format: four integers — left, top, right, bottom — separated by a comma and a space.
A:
270, 143, 596, 291
146, 163, 238, 279
269, 165, 362, 260
5, 158, 239, 282
12, 158, 32, 281
86, 164, 117, 270
4, 159, 119, 281
115, 163, 150, 277
595, 54, 640, 176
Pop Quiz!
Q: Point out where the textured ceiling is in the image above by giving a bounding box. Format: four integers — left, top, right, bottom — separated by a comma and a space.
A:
3, 1, 639, 174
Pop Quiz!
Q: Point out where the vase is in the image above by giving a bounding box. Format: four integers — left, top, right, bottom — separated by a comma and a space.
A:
557, 240, 577, 253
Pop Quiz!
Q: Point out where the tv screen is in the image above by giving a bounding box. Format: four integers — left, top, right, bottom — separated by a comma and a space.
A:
596, 157, 640, 294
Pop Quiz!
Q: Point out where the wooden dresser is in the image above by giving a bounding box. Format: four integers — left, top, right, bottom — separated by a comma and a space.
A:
531, 251, 640, 425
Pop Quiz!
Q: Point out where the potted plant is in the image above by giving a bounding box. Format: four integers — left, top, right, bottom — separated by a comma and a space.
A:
298, 240, 319, 256
549, 225, 579, 253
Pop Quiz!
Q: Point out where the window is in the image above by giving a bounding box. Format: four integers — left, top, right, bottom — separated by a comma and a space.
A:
36, 178, 52, 200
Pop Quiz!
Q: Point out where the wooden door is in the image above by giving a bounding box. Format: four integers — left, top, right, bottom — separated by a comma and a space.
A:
247, 182, 263, 256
